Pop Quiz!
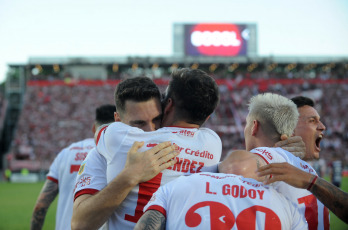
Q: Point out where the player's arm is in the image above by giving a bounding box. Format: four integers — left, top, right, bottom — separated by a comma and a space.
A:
31, 179, 59, 230
257, 162, 348, 224
71, 141, 179, 230
134, 210, 166, 230
274, 135, 306, 159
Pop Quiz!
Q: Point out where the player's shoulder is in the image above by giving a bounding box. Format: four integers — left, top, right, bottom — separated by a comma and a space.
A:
68, 138, 95, 150
195, 127, 222, 145
106, 121, 143, 133
81, 138, 96, 147
250, 146, 278, 156
84, 147, 105, 162
97, 121, 144, 144
194, 172, 241, 182
251, 146, 274, 152
197, 127, 220, 137
275, 147, 315, 171
250, 146, 288, 164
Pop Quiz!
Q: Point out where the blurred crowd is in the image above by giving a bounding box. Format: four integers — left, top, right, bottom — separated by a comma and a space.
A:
7, 75, 348, 172
0, 92, 7, 133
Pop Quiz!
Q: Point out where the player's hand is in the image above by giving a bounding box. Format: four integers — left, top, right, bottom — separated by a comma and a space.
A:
274, 136, 306, 159
124, 141, 179, 183
256, 162, 313, 189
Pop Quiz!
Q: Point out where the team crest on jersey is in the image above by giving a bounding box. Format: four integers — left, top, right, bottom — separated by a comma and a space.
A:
78, 161, 86, 175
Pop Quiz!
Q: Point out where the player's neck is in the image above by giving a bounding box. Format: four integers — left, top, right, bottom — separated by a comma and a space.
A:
252, 137, 275, 150
170, 120, 199, 128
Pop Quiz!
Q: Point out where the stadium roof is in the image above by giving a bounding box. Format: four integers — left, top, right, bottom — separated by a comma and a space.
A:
10, 56, 348, 66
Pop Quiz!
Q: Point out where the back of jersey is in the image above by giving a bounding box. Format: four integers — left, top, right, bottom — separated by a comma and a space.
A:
98, 122, 222, 230
144, 173, 307, 230
47, 138, 95, 230
251, 147, 330, 230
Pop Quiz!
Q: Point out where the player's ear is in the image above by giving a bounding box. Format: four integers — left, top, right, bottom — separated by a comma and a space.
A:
163, 98, 173, 115
251, 120, 259, 136
114, 112, 121, 121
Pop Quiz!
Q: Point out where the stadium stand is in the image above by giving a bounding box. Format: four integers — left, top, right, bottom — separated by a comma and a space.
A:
6, 69, 348, 172
0, 92, 7, 134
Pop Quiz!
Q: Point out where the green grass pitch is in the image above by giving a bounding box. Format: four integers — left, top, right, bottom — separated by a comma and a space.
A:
0, 177, 347, 229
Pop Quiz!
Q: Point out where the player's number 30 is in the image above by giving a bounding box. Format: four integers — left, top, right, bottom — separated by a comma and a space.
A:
185, 201, 281, 230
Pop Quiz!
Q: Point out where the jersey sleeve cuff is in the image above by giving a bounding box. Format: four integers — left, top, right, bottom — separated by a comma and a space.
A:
47, 176, 58, 184
146, 205, 167, 218
74, 189, 100, 201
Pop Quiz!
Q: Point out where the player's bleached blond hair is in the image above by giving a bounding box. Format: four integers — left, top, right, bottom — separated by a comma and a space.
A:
248, 93, 299, 142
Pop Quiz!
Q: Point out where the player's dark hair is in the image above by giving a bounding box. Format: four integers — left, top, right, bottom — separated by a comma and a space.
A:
163, 68, 220, 126
291, 96, 315, 108
114, 77, 161, 114
95, 104, 116, 124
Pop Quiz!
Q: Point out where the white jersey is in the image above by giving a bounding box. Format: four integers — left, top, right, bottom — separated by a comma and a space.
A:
47, 138, 95, 230
74, 122, 222, 230
250, 147, 330, 230
144, 172, 308, 230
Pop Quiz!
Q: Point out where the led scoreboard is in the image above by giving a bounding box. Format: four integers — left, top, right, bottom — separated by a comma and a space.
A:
173, 23, 257, 57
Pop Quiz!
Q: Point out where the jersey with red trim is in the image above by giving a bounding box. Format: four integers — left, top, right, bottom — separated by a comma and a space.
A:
144, 172, 308, 230
47, 138, 95, 230
250, 147, 330, 230
73, 147, 108, 198
75, 121, 222, 230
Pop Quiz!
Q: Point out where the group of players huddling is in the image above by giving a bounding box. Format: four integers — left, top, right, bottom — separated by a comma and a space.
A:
31, 68, 348, 230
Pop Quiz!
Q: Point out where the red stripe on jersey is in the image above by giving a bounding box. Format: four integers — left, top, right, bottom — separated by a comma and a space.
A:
252, 152, 270, 164
146, 205, 167, 218
96, 126, 108, 145
47, 176, 58, 184
74, 189, 99, 201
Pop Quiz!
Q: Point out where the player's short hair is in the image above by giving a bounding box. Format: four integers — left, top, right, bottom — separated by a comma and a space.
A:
248, 93, 299, 141
95, 104, 116, 126
291, 96, 315, 108
163, 68, 220, 126
114, 77, 161, 115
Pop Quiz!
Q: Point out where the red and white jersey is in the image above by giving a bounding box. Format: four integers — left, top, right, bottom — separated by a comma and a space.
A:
250, 147, 330, 230
144, 172, 308, 230
74, 121, 222, 230
47, 138, 95, 230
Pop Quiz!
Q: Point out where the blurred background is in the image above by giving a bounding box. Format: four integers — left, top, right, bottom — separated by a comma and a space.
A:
0, 0, 348, 228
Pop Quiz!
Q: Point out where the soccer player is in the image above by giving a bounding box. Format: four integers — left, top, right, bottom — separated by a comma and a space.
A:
238, 93, 329, 230
273, 96, 329, 229
31, 104, 116, 230
72, 68, 222, 230
256, 162, 348, 224
135, 150, 308, 230
283, 96, 326, 161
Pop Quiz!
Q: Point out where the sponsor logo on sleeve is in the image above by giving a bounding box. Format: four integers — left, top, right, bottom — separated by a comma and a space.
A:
78, 161, 86, 175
